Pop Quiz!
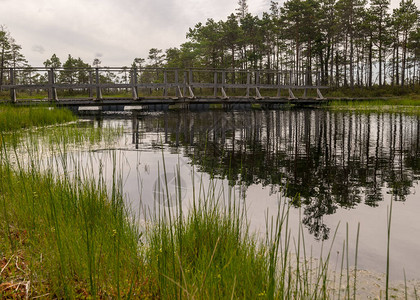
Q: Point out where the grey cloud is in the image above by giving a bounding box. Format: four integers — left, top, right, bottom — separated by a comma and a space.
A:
95, 53, 103, 58
32, 45, 45, 54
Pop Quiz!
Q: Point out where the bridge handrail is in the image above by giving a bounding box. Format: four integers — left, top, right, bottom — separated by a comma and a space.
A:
0, 67, 327, 103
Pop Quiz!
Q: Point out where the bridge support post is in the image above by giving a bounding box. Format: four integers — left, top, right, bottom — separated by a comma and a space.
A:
48, 68, 58, 102
221, 71, 228, 99
131, 69, 138, 100
303, 88, 307, 98
255, 71, 262, 99
277, 72, 281, 97
9, 68, 16, 103
183, 71, 187, 97
188, 86, 195, 99
134, 67, 138, 99
175, 70, 183, 98
255, 88, 262, 100
288, 88, 296, 100
316, 88, 324, 99
246, 72, 250, 98
89, 71, 94, 99
95, 68, 102, 100
188, 69, 194, 98
214, 72, 217, 97
221, 87, 228, 99
163, 70, 168, 97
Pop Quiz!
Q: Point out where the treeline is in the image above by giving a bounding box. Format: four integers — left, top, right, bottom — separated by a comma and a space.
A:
163, 0, 420, 87
1, 0, 419, 88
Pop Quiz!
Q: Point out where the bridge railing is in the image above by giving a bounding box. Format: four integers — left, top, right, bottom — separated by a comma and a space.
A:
0, 67, 327, 103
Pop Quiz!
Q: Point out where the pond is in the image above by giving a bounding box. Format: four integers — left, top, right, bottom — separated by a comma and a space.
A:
74, 108, 420, 281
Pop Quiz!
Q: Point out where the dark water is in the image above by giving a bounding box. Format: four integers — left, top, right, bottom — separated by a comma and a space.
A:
85, 108, 420, 280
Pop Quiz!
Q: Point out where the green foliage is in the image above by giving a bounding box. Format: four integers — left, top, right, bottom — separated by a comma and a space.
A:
0, 25, 27, 71
43, 54, 62, 68
0, 106, 77, 131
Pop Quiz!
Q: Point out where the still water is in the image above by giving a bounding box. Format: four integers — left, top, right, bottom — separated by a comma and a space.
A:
82, 108, 420, 280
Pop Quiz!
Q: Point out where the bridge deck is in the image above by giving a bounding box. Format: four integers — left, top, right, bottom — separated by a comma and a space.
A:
1, 97, 328, 107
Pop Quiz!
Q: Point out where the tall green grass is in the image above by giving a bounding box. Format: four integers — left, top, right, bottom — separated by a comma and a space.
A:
0, 105, 77, 131
0, 127, 153, 298
146, 172, 269, 299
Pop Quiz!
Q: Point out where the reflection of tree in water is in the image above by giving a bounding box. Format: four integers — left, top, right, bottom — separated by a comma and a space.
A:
133, 110, 420, 240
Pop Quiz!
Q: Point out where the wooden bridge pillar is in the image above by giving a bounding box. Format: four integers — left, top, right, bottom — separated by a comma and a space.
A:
221, 71, 227, 99
89, 71, 94, 98
9, 68, 17, 103
175, 69, 183, 98
288, 88, 296, 100
188, 69, 194, 98
246, 72, 250, 97
255, 70, 261, 99
214, 72, 218, 97
131, 68, 138, 100
183, 71, 187, 96
48, 68, 58, 101
316, 88, 324, 99
163, 70, 168, 97
95, 68, 102, 100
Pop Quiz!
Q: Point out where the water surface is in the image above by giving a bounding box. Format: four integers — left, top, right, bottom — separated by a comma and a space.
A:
79, 108, 420, 280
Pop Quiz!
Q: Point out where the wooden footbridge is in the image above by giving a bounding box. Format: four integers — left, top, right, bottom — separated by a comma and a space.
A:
0, 67, 328, 110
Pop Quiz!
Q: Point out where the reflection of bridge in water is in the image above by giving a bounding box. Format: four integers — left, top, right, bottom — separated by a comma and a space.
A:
1, 67, 328, 109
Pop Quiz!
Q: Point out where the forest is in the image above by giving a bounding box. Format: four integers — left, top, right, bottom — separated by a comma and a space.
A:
1, 0, 419, 89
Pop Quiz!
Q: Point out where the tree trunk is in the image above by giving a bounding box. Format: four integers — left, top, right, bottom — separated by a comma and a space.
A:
368, 36, 373, 87
344, 35, 348, 86
350, 23, 354, 88
396, 38, 400, 86
335, 50, 339, 87
401, 30, 408, 86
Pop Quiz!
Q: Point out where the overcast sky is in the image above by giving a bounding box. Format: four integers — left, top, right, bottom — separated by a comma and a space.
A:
1, 0, 403, 67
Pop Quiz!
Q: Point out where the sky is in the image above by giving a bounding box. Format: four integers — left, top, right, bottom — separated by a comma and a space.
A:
1, 0, 405, 67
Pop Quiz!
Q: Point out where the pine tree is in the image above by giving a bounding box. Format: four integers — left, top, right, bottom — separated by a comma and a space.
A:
236, 0, 249, 20
370, 0, 390, 85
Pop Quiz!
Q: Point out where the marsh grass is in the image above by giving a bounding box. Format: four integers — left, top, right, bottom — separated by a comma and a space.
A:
0, 105, 77, 131
327, 98, 420, 115
146, 171, 269, 299
0, 129, 155, 298
324, 85, 420, 98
